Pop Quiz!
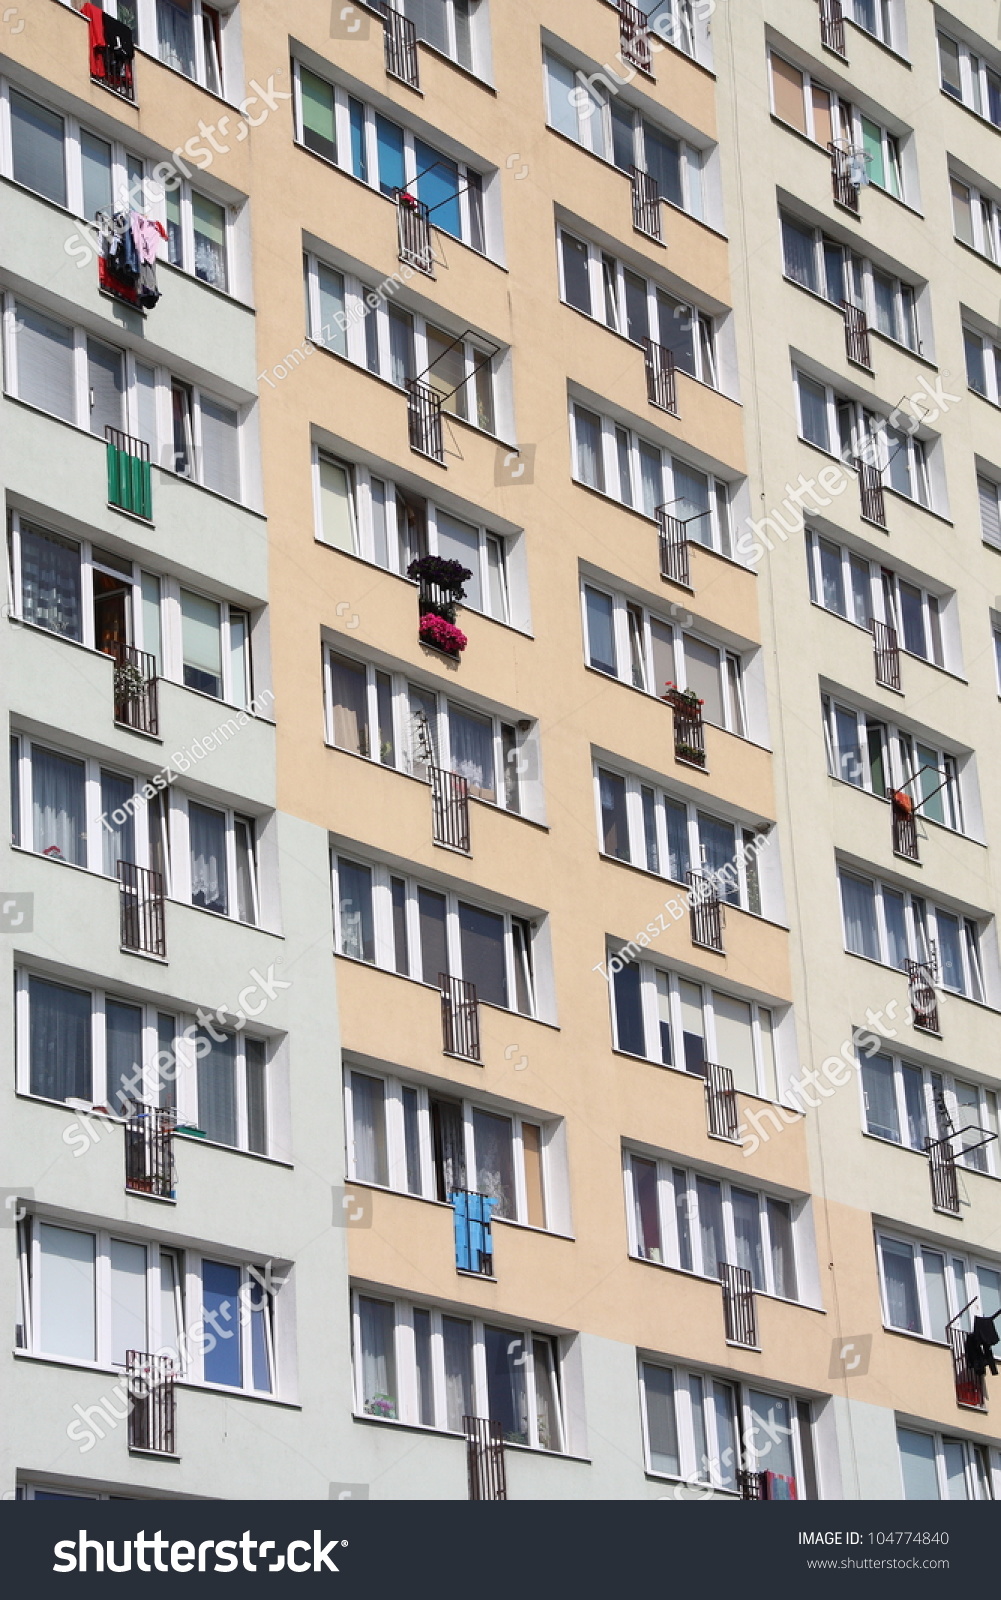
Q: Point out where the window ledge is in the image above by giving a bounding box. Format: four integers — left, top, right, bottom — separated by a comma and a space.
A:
544, 126, 727, 241
795, 434, 951, 527
351, 1410, 589, 1460
342, 1178, 575, 1240
843, 19, 911, 67
608, 1048, 800, 1121
862, 1127, 1000, 1182
628, 1252, 824, 1313
332, 952, 561, 1031
559, 299, 741, 405
322, 741, 549, 832
597, 850, 784, 928
809, 601, 966, 684
12, 1350, 298, 1405
953, 234, 1001, 276
315, 539, 534, 640
841, 946, 997, 1014
826, 777, 982, 849
582, 664, 770, 753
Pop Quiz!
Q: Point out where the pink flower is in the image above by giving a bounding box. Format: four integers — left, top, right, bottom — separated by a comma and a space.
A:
419, 614, 468, 654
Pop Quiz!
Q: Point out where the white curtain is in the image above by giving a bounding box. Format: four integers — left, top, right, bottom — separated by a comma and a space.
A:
32, 745, 86, 864
101, 770, 135, 878
109, 1238, 148, 1367
189, 802, 228, 913
329, 655, 369, 755
351, 1073, 388, 1185
359, 1298, 397, 1417
157, 0, 196, 75
472, 1109, 515, 1218
442, 1315, 473, 1431
196, 1030, 237, 1146
840, 872, 878, 960
448, 706, 494, 797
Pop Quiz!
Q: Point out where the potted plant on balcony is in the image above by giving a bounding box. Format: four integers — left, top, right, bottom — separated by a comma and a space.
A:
419, 612, 468, 658
114, 660, 148, 704
661, 679, 704, 712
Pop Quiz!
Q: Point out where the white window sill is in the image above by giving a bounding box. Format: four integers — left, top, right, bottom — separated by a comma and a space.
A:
13, 1350, 297, 1406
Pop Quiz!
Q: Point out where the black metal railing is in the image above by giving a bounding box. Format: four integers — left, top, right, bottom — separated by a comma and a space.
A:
720, 1262, 758, 1348
842, 301, 871, 368
395, 190, 435, 276
431, 766, 471, 852
617, 0, 653, 73
112, 643, 159, 735
819, 0, 847, 55
667, 694, 706, 767
465, 1416, 507, 1500
451, 1189, 496, 1275
407, 380, 445, 463
126, 1352, 176, 1455
927, 1131, 961, 1217
738, 1469, 768, 1500
688, 870, 725, 953
854, 457, 886, 526
890, 791, 919, 862
829, 143, 861, 214
118, 861, 167, 959
125, 1106, 175, 1199
905, 957, 939, 1034
92, 36, 136, 101
643, 338, 678, 414
631, 167, 662, 240
656, 508, 691, 587
373, 1, 420, 87
948, 1321, 987, 1410
106, 426, 152, 519
705, 1062, 740, 1142
872, 619, 900, 691
440, 973, 480, 1061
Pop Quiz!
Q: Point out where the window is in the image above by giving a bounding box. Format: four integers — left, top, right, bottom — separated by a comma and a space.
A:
898, 1427, 998, 1501
556, 228, 719, 387
838, 869, 986, 999
333, 856, 539, 1016
594, 764, 766, 912
805, 532, 945, 665
964, 324, 1001, 405
344, 1067, 557, 1228
794, 369, 931, 507
179, 587, 251, 703
979, 474, 1001, 547
292, 67, 489, 251
381, 0, 478, 73
312, 451, 514, 622
352, 1291, 565, 1450
570, 407, 733, 550
191, 1028, 269, 1152
581, 582, 748, 731
938, 33, 1001, 129
951, 173, 1001, 262
323, 648, 530, 813
780, 213, 920, 352
845, 0, 898, 50
155, 0, 232, 94
17, 1214, 276, 1393
609, 960, 780, 1098
9, 88, 66, 207
860, 1048, 999, 1173
625, 1154, 800, 1298
4, 298, 246, 498
186, 798, 258, 923
769, 54, 904, 198
878, 1232, 1001, 1343
543, 51, 709, 221
640, 1364, 816, 1494
303, 255, 499, 432
165, 183, 230, 292
822, 697, 963, 828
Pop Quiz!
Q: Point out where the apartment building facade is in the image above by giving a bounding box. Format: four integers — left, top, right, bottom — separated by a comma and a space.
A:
2, 0, 999, 1503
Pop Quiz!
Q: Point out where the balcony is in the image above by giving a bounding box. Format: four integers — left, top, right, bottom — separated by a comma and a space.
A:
371, 1, 421, 88
819, 0, 847, 56
948, 1311, 988, 1410
125, 1106, 175, 1199
395, 191, 435, 278
83, 3, 136, 101
430, 765, 471, 853
440, 973, 481, 1060
829, 143, 864, 214
118, 862, 167, 959
854, 457, 887, 526
720, 1262, 758, 1348
413, 555, 470, 657
106, 427, 152, 520
657, 507, 691, 587
890, 789, 919, 862
407, 379, 445, 464
643, 338, 678, 415
465, 1416, 507, 1500
704, 1062, 740, 1142
688, 870, 725, 953
664, 689, 706, 768
112, 644, 159, 735
451, 1189, 498, 1275
905, 956, 939, 1035
927, 1131, 961, 1217
631, 168, 663, 241
126, 1352, 177, 1456
615, 0, 653, 74
872, 619, 900, 691
842, 301, 871, 369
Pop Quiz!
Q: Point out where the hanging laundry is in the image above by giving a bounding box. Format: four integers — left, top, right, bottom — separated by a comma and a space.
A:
80, 2, 106, 79
965, 1314, 1000, 1377
81, 2, 135, 95
97, 210, 146, 309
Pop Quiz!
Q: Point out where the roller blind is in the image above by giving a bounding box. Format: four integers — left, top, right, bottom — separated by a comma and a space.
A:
770, 55, 806, 133
199, 398, 240, 500
16, 305, 75, 421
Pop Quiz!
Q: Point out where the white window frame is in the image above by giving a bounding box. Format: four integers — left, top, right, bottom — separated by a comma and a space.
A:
780, 212, 921, 354
87, 0, 238, 98
639, 1361, 814, 1493
821, 695, 964, 830
877, 1228, 1001, 1343
951, 172, 1001, 262
859, 1046, 999, 1175
845, 0, 900, 52
964, 324, 1001, 406
897, 1425, 999, 1501
794, 369, 931, 507
350, 1290, 565, 1451
806, 530, 945, 665
381, 0, 484, 76
768, 53, 904, 198
176, 790, 259, 924
838, 868, 986, 999
939, 31, 1001, 130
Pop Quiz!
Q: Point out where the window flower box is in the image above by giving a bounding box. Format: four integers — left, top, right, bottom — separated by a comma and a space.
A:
419, 614, 468, 657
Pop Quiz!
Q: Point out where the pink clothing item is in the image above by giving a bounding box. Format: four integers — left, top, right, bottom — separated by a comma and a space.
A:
131, 213, 167, 265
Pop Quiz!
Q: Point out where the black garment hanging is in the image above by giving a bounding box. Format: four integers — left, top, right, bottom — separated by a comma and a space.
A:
964, 1314, 1000, 1376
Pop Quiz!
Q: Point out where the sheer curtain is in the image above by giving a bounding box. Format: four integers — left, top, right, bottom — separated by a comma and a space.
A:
189, 802, 228, 913
840, 872, 879, 960
196, 1029, 237, 1145
351, 1072, 389, 1185
20, 526, 82, 640
338, 860, 374, 962
782, 216, 817, 290
329, 655, 369, 755
157, 0, 196, 76
698, 813, 738, 902
767, 1200, 797, 1300
472, 1109, 515, 1218
442, 1315, 473, 1431
359, 1298, 398, 1417
448, 707, 494, 797
731, 1188, 765, 1289
32, 746, 86, 864
642, 1364, 679, 1474
106, 998, 143, 1114
574, 408, 603, 489
436, 512, 482, 609
485, 1326, 529, 1444
30, 976, 92, 1102
880, 1238, 921, 1331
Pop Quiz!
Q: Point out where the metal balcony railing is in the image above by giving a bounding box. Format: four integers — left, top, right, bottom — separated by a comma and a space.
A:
720, 1262, 758, 1348
819, 0, 847, 55
829, 143, 863, 213
890, 790, 919, 862
905, 956, 939, 1034
407, 380, 445, 463
126, 1352, 176, 1455
738, 1469, 768, 1500
854, 457, 887, 526
465, 1416, 507, 1500
842, 301, 871, 368
872, 619, 900, 691
451, 1189, 498, 1276
431, 766, 471, 853
642, 338, 678, 414
948, 1309, 987, 1410
617, 0, 653, 74
926, 1131, 961, 1217
631, 167, 662, 240
656, 508, 691, 587
118, 861, 167, 959
106, 426, 152, 520
440, 973, 480, 1061
125, 1106, 175, 1199
704, 1062, 740, 1142
372, 2, 420, 87
395, 190, 435, 277
667, 693, 706, 767
688, 870, 725, 953
112, 642, 159, 735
